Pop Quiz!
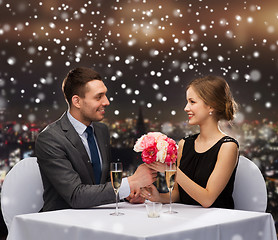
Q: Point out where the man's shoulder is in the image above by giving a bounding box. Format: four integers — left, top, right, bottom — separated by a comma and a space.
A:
38, 115, 65, 138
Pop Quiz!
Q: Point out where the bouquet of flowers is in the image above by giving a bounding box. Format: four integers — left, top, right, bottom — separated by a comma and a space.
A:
133, 132, 178, 164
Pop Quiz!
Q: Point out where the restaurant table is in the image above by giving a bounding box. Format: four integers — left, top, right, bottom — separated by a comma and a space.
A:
7, 202, 277, 240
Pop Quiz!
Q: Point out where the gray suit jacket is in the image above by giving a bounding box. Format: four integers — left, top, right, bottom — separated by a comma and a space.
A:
35, 112, 115, 211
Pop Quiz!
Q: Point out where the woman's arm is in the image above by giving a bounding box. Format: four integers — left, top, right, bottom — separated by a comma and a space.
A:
176, 141, 239, 208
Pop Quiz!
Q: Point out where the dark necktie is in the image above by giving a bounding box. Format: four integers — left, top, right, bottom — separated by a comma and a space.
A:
85, 126, 101, 184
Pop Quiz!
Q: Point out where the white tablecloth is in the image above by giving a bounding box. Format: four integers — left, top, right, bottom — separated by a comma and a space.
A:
7, 202, 277, 240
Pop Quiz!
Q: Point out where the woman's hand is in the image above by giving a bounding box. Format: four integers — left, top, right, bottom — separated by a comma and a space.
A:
147, 162, 166, 173
140, 184, 161, 202
126, 195, 145, 204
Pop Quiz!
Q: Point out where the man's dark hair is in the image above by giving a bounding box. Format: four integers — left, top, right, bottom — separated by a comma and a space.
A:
62, 67, 102, 105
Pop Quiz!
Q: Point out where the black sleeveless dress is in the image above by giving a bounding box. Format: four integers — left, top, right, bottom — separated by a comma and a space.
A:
178, 134, 239, 209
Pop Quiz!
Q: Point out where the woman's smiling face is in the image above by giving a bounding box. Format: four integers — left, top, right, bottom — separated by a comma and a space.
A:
184, 86, 211, 125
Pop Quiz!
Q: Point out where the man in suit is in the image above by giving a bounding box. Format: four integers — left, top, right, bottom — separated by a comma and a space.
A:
35, 67, 156, 211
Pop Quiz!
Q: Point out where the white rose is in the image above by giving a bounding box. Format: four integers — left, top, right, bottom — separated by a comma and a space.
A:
156, 140, 168, 162
156, 139, 169, 151
156, 149, 167, 163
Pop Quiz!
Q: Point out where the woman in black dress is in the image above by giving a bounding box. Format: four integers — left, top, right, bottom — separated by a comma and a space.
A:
141, 75, 239, 209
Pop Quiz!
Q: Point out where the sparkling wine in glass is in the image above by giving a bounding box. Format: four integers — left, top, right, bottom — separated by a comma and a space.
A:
110, 162, 124, 216
165, 162, 177, 214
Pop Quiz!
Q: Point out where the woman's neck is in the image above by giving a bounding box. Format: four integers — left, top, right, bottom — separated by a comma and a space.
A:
198, 121, 224, 142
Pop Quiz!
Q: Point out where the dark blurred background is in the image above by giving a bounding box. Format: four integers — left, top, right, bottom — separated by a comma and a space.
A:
0, 0, 278, 237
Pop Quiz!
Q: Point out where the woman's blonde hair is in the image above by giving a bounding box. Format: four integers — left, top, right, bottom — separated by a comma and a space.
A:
187, 75, 237, 121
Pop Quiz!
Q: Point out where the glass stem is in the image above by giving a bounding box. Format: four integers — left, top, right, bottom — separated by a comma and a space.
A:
115, 192, 119, 215
169, 189, 172, 213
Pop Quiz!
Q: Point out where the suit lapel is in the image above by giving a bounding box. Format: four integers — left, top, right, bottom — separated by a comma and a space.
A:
60, 113, 95, 182
93, 123, 109, 183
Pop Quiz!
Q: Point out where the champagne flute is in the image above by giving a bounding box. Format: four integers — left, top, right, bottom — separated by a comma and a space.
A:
110, 162, 124, 216
165, 162, 177, 214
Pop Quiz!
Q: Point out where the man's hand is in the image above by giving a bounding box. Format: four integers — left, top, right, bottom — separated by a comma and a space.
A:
127, 164, 157, 197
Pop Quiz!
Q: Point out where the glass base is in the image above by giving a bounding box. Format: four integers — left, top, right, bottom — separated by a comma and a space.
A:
164, 210, 178, 214
110, 212, 124, 216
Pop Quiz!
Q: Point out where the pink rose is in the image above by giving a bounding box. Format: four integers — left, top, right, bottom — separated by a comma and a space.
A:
142, 135, 156, 149
165, 137, 176, 146
142, 145, 157, 164
147, 132, 167, 141
134, 134, 156, 152
165, 140, 178, 164
133, 135, 146, 152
